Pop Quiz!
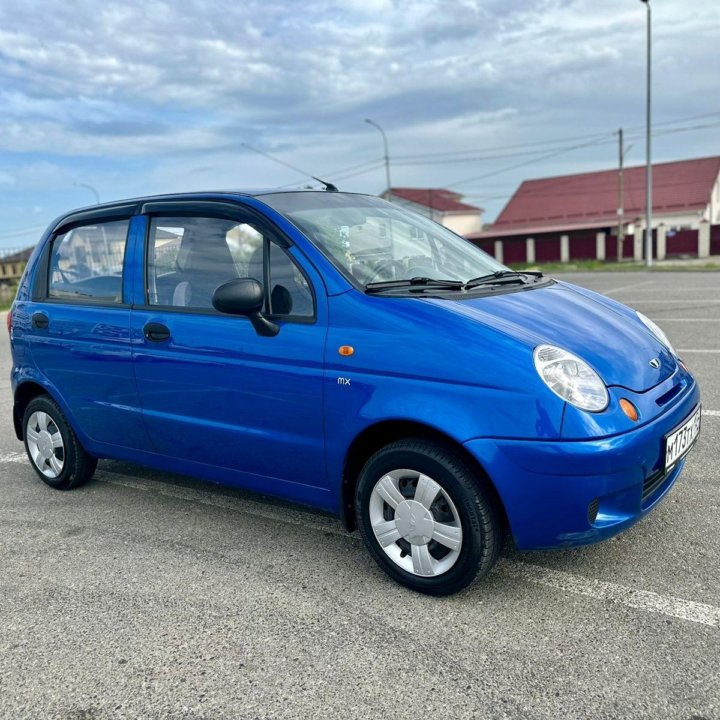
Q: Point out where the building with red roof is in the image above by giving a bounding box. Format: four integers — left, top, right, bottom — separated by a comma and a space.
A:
382, 188, 484, 235
467, 156, 720, 263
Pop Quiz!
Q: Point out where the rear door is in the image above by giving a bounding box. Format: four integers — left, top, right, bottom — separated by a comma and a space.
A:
129, 202, 329, 497
24, 213, 151, 451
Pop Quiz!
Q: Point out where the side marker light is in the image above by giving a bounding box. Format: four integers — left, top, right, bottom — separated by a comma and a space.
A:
619, 398, 639, 422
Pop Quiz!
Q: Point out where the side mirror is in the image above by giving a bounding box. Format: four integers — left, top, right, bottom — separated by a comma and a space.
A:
212, 278, 279, 337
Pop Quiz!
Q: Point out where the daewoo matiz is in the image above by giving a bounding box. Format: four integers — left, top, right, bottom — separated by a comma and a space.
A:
8, 190, 701, 595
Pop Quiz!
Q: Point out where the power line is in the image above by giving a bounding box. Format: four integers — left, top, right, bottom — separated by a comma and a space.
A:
392, 110, 720, 162
277, 158, 385, 188
396, 121, 720, 168
393, 131, 615, 161
461, 175, 720, 203
449, 137, 614, 188
446, 121, 720, 190
0, 225, 47, 240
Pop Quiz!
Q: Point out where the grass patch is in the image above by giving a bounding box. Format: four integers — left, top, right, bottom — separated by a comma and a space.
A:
0, 282, 18, 311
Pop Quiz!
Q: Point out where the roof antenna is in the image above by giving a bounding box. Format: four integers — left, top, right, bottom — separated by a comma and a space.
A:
311, 176, 339, 192
242, 143, 340, 191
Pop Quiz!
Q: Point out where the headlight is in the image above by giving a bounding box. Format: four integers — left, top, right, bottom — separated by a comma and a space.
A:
637, 311, 675, 355
533, 344, 608, 412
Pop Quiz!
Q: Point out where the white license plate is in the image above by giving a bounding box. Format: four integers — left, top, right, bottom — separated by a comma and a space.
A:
664, 406, 701, 471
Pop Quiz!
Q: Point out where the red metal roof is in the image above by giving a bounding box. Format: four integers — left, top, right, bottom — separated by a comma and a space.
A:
491, 156, 720, 232
389, 187, 481, 213
467, 219, 615, 241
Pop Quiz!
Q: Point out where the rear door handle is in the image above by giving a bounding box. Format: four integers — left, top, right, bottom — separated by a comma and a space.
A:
32, 312, 49, 330
143, 322, 171, 342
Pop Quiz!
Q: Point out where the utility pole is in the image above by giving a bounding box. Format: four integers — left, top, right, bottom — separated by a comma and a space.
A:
364, 118, 392, 200
641, 0, 653, 267
617, 128, 625, 262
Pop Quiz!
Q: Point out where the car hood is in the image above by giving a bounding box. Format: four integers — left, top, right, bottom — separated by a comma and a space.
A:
424, 281, 676, 392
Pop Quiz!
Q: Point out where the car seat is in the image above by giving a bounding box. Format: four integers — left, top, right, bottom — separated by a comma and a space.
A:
173, 228, 238, 308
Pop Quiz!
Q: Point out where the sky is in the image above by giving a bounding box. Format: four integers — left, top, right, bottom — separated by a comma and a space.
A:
1, 0, 719, 248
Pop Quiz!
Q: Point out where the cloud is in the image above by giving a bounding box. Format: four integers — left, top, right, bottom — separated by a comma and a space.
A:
0, 0, 718, 233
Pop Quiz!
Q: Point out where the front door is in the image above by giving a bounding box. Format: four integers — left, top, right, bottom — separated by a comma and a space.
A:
129, 207, 328, 500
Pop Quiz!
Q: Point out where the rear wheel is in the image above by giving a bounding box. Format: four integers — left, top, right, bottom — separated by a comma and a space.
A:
355, 438, 501, 596
23, 396, 97, 490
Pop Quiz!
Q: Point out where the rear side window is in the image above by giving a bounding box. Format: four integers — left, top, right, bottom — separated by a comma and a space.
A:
48, 220, 129, 303
146, 215, 314, 317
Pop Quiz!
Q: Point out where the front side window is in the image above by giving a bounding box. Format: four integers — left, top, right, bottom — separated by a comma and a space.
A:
147, 215, 313, 317
48, 219, 129, 302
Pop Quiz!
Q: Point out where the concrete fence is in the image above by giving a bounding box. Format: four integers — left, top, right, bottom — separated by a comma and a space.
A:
470, 223, 720, 264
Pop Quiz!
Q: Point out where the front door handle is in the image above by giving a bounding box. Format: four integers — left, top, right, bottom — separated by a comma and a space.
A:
32, 312, 49, 330
143, 322, 171, 342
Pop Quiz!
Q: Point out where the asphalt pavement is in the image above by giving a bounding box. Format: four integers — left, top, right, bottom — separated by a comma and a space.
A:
0, 271, 718, 720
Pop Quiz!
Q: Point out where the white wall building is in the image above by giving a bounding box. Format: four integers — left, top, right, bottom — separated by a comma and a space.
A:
381, 188, 484, 235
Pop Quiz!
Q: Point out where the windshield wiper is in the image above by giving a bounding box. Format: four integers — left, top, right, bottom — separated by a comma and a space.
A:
464, 270, 543, 289
365, 277, 465, 293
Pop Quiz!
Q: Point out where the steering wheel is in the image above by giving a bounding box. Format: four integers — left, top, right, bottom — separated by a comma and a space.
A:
56, 267, 80, 284
364, 260, 407, 284
406, 265, 437, 279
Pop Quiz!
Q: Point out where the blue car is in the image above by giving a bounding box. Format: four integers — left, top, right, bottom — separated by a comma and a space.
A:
8, 190, 701, 595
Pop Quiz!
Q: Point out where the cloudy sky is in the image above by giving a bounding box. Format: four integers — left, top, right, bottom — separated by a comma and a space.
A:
1, 0, 719, 246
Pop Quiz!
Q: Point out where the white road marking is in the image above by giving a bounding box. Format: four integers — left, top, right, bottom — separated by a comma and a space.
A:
3, 454, 720, 627
613, 288, 720, 292
603, 280, 655, 295
94, 469, 720, 629
652, 318, 720, 322
619, 300, 720, 304
497, 559, 720, 628
677, 349, 720, 354
0, 451, 26, 464
703, 410, 720, 417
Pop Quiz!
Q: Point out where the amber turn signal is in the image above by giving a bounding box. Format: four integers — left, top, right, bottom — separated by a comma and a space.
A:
619, 398, 639, 422
338, 345, 355, 356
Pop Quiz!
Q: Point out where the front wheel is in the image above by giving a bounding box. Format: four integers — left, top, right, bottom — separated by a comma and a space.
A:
355, 439, 501, 596
23, 396, 97, 490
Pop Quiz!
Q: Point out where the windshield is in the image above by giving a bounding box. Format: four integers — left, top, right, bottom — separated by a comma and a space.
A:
260, 192, 506, 287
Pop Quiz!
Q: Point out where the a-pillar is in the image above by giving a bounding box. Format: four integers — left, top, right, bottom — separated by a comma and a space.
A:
656, 223, 667, 261
698, 220, 710, 258
560, 234, 570, 263
526, 237, 535, 264
494, 240, 503, 264
595, 231, 606, 261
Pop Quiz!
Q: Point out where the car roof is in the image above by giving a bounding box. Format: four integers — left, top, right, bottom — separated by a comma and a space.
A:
50, 188, 368, 235
70, 188, 351, 212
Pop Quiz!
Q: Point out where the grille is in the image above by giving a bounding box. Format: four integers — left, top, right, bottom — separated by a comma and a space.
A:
587, 498, 600, 524
642, 468, 671, 503
656, 383, 682, 407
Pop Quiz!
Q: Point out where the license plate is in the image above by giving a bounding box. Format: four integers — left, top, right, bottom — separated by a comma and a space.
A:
664, 405, 701, 471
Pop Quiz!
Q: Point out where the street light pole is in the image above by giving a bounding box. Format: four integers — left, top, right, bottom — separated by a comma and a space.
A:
641, 0, 652, 268
75, 182, 101, 205
364, 118, 392, 200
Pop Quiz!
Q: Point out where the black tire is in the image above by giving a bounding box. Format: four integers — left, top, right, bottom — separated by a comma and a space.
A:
355, 438, 501, 596
22, 395, 97, 490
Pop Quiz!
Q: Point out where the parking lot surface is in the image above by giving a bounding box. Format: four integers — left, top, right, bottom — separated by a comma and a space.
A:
0, 271, 718, 720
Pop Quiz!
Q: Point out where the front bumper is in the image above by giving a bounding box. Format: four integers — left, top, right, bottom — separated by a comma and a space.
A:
464, 378, 700, 550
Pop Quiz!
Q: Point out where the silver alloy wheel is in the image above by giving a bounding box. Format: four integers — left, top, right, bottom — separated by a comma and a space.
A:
26, 411, 65, 479
369, 469, 463, 577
